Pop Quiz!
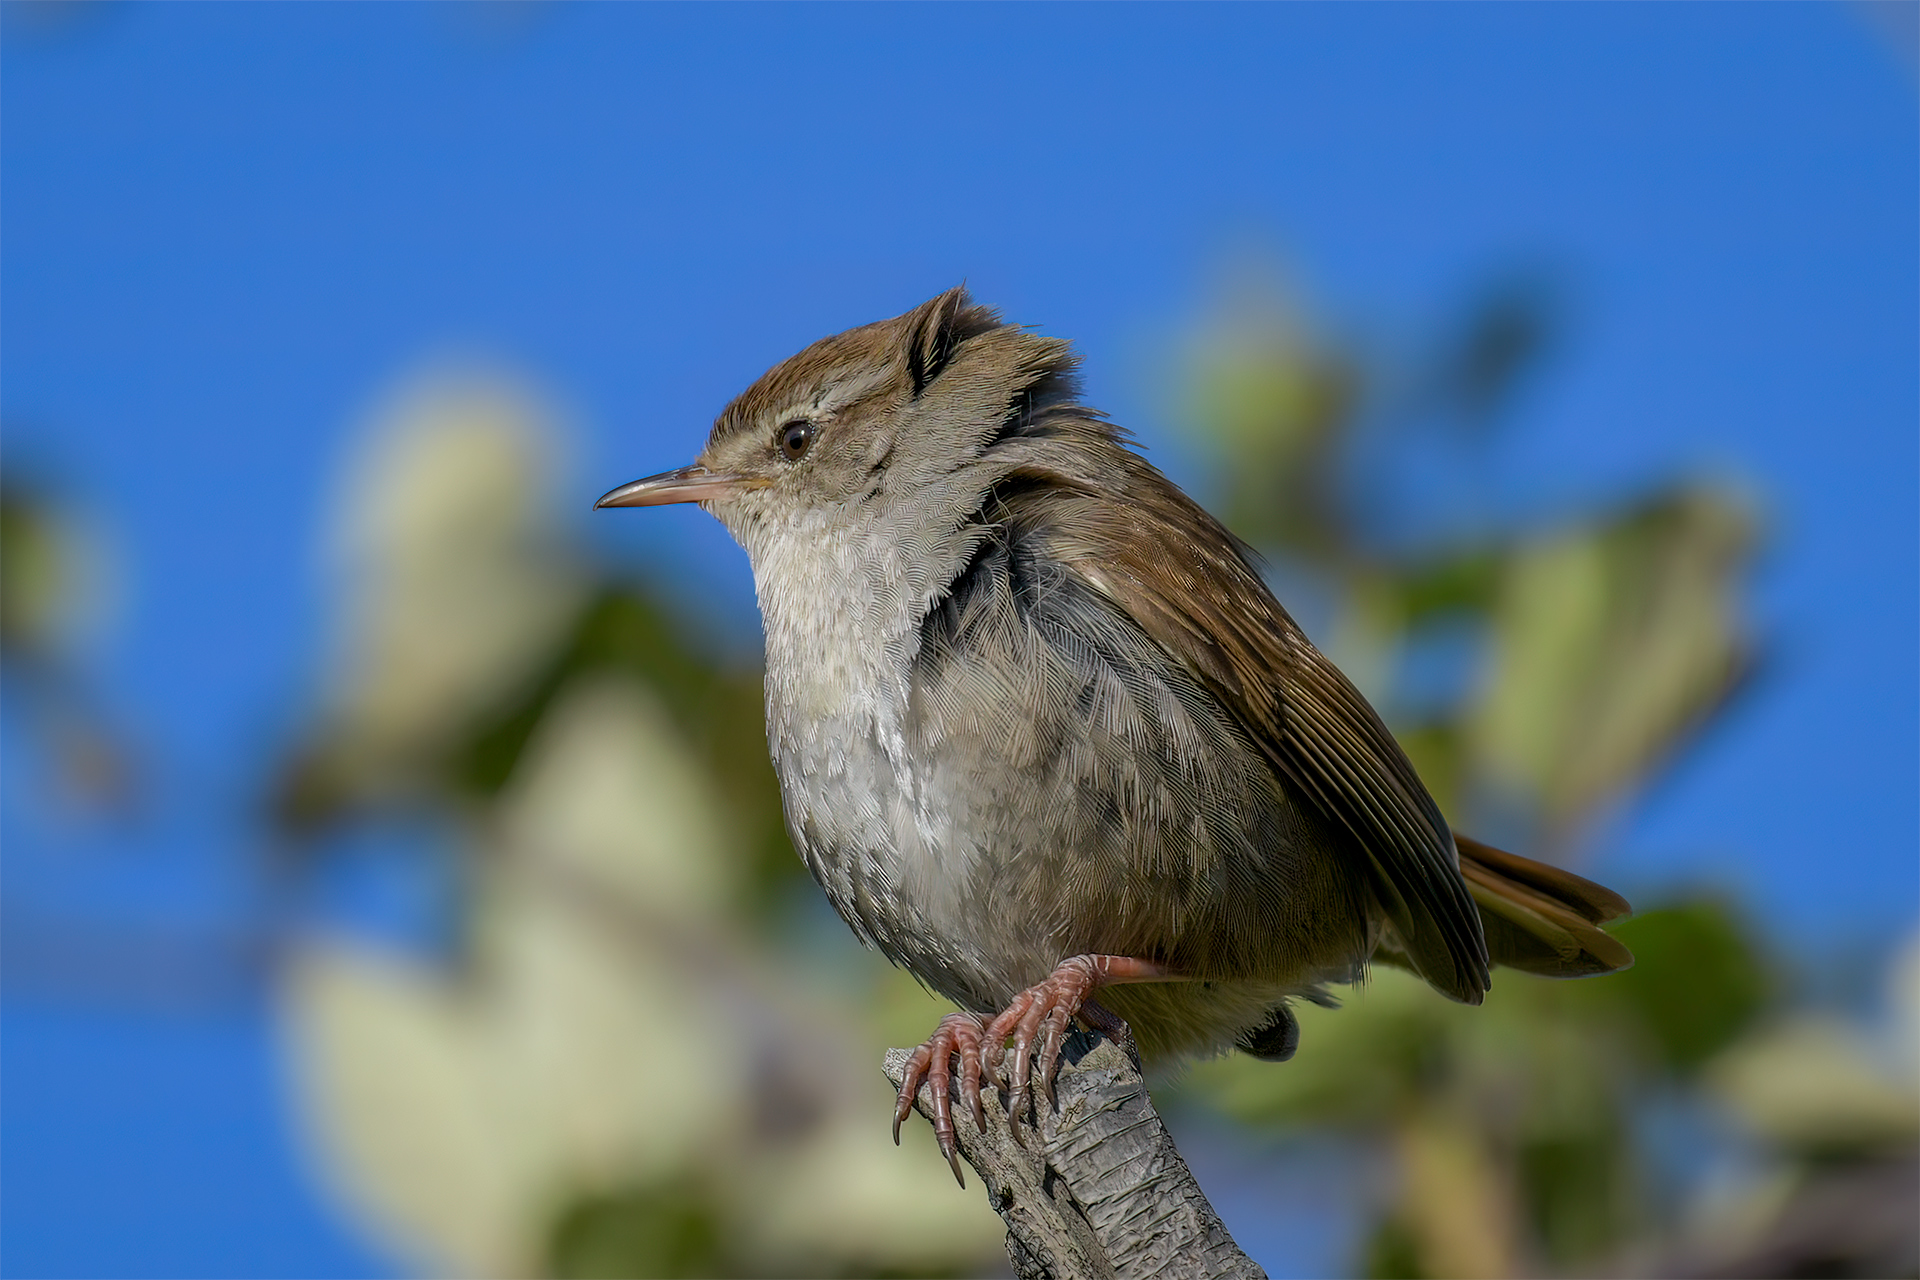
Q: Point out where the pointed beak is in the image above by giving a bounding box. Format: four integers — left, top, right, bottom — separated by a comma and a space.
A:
593, 466, 762, 509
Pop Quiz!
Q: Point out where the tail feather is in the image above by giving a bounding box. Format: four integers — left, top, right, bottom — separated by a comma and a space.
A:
1453, 833, 1634, 978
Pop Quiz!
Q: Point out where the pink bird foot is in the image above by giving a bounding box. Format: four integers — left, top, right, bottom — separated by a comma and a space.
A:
980, 954, 1171, 1134
893, 1012, 989, 1187
895, 955, 1177, 1181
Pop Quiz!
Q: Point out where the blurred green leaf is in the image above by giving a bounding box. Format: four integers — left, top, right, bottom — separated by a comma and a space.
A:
0, 482, 67, 662
1181, 972, 1463, 1127
1388, 550, 1503, 625
1518, 1121, 1632, 1266
1578, 902, 1770, 1074
0, 477, 138, 812
546, 1180, 730, 1280
1394, 722, 1465, 819
1362, 1216, 1429, 1280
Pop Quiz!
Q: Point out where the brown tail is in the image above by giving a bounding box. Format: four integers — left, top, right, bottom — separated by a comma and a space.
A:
1454, 833, 1634, 978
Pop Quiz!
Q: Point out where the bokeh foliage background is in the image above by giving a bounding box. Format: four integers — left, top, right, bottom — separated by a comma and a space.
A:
3, 6, 1914, 1279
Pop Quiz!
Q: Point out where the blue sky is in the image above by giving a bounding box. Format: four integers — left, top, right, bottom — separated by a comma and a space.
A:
3, 5, 1914, 1276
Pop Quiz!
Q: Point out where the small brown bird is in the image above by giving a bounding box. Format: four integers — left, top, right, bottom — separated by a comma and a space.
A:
597, 289, 1632, 1182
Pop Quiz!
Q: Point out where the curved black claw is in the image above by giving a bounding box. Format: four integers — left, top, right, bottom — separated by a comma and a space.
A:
894, 1012, 987, 1187
982, 960, 1106, 1138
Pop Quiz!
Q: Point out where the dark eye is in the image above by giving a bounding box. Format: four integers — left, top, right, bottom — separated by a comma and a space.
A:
777, 419, 814, 461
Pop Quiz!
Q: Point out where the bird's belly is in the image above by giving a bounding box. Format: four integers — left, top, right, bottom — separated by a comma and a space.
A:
771, 706, 1017, 1012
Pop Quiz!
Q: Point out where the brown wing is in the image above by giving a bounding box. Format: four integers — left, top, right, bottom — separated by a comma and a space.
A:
995, 436, 1492, 1003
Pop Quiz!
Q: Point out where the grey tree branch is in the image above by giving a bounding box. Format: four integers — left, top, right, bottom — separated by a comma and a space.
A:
883, 1031, 1267, 1280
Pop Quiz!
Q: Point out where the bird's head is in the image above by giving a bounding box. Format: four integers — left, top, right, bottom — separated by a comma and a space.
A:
595, 288, 1082, 560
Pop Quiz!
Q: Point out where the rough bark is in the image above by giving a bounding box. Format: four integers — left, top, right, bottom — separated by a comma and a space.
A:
883, 1031, 1267, 1280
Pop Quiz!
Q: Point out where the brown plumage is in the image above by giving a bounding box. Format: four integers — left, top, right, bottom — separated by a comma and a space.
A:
596, 287, 1633, 1179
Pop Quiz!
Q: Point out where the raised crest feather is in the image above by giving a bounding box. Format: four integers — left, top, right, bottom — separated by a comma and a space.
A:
904, 286, 972, 399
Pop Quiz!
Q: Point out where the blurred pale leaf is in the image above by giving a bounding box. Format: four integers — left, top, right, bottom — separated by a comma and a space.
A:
1391, 1108, 1520, 1280
500, 674, 737, 918
1709, 1015, 1920, 1152
287, 877, 745, 1277
1470, 485, 1754, 833
289, 943, 529, 1276
725, 1100, 1006, 1277
1707, 938, 1920, 1155
1891, 933, 1920, 1093
320, 371, 586, 775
